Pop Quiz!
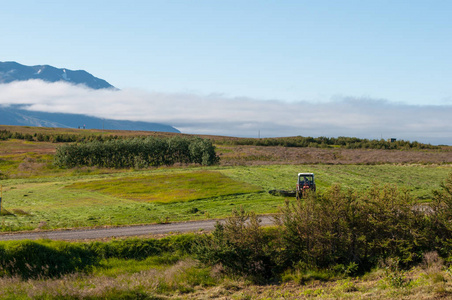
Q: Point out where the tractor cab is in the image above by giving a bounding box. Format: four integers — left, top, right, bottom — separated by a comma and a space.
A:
296, 173, 316, 199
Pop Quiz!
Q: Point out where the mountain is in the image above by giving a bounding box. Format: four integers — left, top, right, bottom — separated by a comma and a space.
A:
0, 62, 180, 133
0, 61, 114, 89
0, 105, 180, 133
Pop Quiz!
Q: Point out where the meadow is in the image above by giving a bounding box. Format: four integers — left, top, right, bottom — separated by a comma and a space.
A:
0, 129, 451, 230
1, 125, 452, 299
0, 164, 450, 232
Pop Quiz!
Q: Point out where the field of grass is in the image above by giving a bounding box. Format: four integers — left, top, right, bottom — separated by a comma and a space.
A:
223, 164, 452, 201
0, 164, 451, 231
0, 167, 274, 231
67, 170, 262, 203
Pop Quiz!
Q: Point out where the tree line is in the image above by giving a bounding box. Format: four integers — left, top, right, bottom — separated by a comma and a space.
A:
53, 136, 220, 168
217, 136, 440, 150
0, 129, 443, 150
0, 129, 122, 143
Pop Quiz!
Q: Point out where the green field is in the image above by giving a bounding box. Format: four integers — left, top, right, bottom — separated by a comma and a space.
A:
0, 164, 451, 232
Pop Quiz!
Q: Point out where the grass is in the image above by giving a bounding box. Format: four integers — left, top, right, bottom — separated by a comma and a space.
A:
1, 256, 452, 299
0, 165, 450, 231
0, 260, 219, 299
222, 164, 452, 201
0, 167, 278, 231
67, 170, 262, 203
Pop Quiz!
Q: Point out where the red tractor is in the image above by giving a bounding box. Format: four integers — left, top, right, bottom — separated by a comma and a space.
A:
296, 173, 316, 200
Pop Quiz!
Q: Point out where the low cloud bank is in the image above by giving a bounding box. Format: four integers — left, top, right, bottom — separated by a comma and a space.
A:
0, 80, 450, 145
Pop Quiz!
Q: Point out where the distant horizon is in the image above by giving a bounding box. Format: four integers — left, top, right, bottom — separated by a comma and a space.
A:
0, 120, 448, 147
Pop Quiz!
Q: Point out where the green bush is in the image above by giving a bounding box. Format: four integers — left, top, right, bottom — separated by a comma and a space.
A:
88, 234, 197, 260
91, 239, 164, 260
90, 234, 198, 260
193, 208, 285, 283
0, 240, 99, 279
217, 135, 439, 150
0, 234, 199, 280
195, 174, 452, 282
54, 136, 219, 168
278, 183, 432, 270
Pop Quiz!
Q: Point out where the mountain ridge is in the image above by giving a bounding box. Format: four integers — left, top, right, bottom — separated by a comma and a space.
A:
0, 61, 114, 90
0, 61, 179, 133
0, 105, 180, 133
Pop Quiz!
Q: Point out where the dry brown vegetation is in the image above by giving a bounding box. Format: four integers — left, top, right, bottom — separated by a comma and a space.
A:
217, 145, 452, 166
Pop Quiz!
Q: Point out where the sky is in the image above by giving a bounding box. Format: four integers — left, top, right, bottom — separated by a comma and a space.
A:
0, 1, 451, 144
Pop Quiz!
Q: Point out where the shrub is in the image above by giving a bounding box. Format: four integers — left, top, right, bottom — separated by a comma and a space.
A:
90, 234, 198, 260
195, 174, 452, 282
193, 208, 284, 283
216, 135, 439, 150
0, 240, 99, 279
0, 234, 199, 280
54, 136, 219, 168
277, 184, 430, 271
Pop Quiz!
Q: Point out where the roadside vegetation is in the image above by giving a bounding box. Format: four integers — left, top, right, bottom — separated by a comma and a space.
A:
195, 173, 452, 283
1, 125, 452, 299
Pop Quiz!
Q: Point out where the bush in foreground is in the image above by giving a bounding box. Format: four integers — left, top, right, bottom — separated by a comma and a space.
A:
195, 174, 452, 283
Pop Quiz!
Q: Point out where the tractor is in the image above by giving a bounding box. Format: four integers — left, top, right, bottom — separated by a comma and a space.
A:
296, 173, 316, 199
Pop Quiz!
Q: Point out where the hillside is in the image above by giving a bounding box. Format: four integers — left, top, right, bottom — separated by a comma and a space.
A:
0, 62, 183, 132
0, 105, 180, 133
0, 61, 113, 89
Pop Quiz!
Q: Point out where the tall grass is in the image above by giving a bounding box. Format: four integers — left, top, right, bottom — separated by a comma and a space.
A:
0, 234, 198, 280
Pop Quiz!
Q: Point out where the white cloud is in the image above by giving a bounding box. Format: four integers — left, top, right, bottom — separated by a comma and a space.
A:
0, 80, 451, 145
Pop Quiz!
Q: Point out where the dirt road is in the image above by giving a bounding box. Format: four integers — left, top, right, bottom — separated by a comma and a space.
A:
0, 216, 275, 241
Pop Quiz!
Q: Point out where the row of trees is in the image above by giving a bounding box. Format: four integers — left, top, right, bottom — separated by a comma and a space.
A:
217, 136, 440, 150
194, 173, 452, 282
54, 136, 220, 168
1, 129, 442, 150
0, 129, 123, 143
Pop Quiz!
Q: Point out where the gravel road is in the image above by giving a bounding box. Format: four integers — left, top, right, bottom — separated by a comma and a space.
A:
0, 216, 275, 241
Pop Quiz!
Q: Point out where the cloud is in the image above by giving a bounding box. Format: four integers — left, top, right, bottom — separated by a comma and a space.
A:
0, 80, 451, 145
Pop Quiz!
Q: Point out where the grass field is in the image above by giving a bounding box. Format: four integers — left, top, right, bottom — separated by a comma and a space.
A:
0, 130, 451, 232
67, 170, 262, 203
0, 164, 451, 231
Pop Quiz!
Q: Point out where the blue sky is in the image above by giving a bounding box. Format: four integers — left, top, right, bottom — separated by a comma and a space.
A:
1, 1, 451, 143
